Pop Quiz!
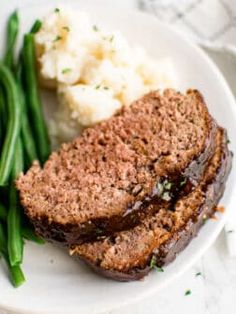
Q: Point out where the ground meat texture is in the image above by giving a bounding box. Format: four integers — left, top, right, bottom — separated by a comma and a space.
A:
16, 89, 216, 244
70, 127, 232, 281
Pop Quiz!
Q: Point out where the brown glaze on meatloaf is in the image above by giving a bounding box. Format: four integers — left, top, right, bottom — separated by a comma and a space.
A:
70, 128, 232, 281
16, 89, 216, 244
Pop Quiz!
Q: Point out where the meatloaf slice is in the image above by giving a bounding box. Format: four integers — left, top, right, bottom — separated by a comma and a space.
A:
70, 127, 232, 281
16, 89, 216, 244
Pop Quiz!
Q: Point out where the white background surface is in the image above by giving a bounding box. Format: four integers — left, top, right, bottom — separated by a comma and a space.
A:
0, 1, 236, 314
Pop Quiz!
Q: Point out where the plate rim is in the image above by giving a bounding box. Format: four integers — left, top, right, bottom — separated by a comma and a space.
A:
0, 2, 235, 313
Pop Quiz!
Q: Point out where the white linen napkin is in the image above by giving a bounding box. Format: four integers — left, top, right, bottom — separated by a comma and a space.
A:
140, 0, 236, 256
140, 0, 236, 54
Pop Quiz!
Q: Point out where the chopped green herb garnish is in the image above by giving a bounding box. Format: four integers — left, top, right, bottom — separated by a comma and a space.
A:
227, 139, 231, 144
53, 35, 62, 42
202, 214, 208, 224
164, 181, 172, 190
155, 266, 164, 272
156, 182, 164, 196
149, 255, 164, 272
162, 192, 171, 201
62, 68, 71, 74
104, 86, 109, 90
110, 35, 114, 42
54, 8, 60, 13
156, 180, 173, 201
185, 289, 191, 296
180, 177, 187, 186
150, 255, 157, 268
195, 272, 202, 277
93, 25, 99, 31
95, 85, 101, 89
62, 26, 70, 32
227, 230, 234, 233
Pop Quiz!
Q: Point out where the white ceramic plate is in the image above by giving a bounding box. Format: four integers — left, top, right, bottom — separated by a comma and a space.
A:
0, 1, 236, 314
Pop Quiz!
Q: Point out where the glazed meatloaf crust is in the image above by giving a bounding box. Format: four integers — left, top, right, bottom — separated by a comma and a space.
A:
70, 128, 232, 281
16, 89, 216, 244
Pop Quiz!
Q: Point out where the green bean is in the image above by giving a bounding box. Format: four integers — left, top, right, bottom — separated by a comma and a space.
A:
16, 62, 38, 165
7, 139, 24, 266
0, 223, 7, 256
4, 11, 19, 71
9, 263, 25, 287
7, 186, 23, 266
0, 62, 21, 186
22, 34, 50, 164
14, 19, 42, 166
30, 19, 42, 34
0, 87, 7, 149
21, 108, 38, 166
0, 203, 7, 221
0, 88, 4, 148
12, 137, 24, 177
0, 11, 19, 162
22, 225, 45, 244
0, 223, 25, 287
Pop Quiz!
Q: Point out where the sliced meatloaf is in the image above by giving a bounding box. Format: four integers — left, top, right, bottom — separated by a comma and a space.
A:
16, 89, 216, 244
70, 128, 232, 281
